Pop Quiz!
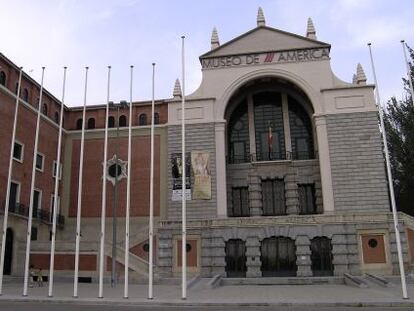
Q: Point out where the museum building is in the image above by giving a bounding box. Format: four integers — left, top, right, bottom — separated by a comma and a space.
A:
1, 8, 414, 281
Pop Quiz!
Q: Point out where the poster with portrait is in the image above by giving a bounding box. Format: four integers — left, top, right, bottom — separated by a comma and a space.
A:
191, 151, 211, 200
171, 152, 191, 201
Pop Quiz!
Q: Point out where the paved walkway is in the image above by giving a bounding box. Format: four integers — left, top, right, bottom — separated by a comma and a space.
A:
1, 280, 414, 307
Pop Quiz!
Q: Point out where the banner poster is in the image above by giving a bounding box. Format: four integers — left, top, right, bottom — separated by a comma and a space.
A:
191, 151, 211, 200
171, 152, 191, 201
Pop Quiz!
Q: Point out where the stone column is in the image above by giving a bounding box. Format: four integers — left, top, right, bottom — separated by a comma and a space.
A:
285, 167, 299, 215
246, 236, 262, 277
295, 235, 312, 276
248, 172, 263, 216
215, 122, 228, 218
314, 115, 335, 213
332, 234, 349, 276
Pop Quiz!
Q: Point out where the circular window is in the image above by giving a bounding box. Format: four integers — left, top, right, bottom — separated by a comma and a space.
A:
143, 243, 150, 252
108, 163, 123, 178
186, 243, 192, 253
368, 238, 378, 248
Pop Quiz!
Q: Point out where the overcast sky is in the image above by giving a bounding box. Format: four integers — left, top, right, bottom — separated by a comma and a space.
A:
1, 0, 413, 107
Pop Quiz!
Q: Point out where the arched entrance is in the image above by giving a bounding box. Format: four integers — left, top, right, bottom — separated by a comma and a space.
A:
260, 237, 297, 277
4, 228, 13, 275
225, 239, 247, 277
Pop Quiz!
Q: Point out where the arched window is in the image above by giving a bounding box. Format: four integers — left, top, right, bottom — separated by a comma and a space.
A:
22, 88, 29, 102
0, 71, 6, 86
76, 118, 83, 130
227, 100, 249, 163
15, 82, 19, 94
54, 112, 60, 124
42, 103, 48, 116
87, 118, 95, 129
108, 116, 115, 128
154, 112, 160, 125
119, 115, 127, 127
139, 114, 147, 126
310, 237, 333, 276
260, 237, 297, 277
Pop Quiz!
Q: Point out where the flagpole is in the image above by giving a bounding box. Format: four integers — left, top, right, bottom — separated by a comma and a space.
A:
148, 62, 155, 300
0, 67, 23, 295
23, 67, 45, 296
98, 66, 111, 299
368, 43, 408, 299
124, 65, 133, 299
73, 67, 88, 298
48, 66, 67, 297
181, 35, 187, 300
401, 40, 414, 105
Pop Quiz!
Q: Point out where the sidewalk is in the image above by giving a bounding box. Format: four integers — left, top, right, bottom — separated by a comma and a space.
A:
1, 280, 414, 307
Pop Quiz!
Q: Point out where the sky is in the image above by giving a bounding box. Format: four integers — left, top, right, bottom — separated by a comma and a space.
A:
1, 0, 414, 107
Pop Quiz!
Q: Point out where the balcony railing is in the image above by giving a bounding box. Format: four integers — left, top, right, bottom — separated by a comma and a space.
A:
228, 150, 318, 164
0, 202, 65, 227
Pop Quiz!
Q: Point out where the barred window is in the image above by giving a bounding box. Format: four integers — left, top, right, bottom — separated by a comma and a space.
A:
298, 184, 316, 214
231, 187, 249, 217
262, 179, 286, 216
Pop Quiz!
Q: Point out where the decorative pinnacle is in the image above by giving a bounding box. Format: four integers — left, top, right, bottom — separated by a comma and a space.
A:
257, 7, 265, 27
356, 63, 367, 85
173, 78, 182, 99
306, 18, 317, 40
352, 74, 357, 84
211, 27, 220, 50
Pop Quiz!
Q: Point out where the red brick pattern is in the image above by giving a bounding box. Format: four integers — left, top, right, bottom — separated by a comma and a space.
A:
30, 253, 97, 271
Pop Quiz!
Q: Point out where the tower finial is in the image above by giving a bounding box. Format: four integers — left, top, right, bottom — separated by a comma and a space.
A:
352, 74, 357, 84
173, 78, 182, 99
257, 7, 265, 27
306, 17, 317, 40
356, 63, 367, 85
211, 27, 220, 50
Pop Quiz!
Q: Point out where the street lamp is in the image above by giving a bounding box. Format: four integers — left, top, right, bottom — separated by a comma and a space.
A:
108, 100, 129, 288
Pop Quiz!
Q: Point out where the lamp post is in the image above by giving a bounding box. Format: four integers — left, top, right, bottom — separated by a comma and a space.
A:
109, 100, 128, 288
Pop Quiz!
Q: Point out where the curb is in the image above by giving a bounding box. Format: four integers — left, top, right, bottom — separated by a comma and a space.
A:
0, 296, 413, 308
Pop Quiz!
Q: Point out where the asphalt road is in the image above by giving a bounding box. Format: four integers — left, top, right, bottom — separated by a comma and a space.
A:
0, 302, 413, 311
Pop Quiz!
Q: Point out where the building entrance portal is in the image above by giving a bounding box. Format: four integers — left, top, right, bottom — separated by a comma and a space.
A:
225, 239, 247, 277
260, 237, 297, 277
4, 228, 13, 275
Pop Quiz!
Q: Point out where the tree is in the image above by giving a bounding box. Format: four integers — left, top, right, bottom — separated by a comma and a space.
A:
383, 45, 414, 215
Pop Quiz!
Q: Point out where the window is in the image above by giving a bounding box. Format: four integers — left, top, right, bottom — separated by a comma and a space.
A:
76, 118, 83, 130
108, 116, 115, 128
54, 112, 60, 124
298, 184, 316, 214
0, 71, 6, 86
23, 88, 29, 102
154, 112, 160, 124
36, 153, 44, 171
33, 189, 41, 213
31, 227, 38, 241
260, 237, 297, 277
42, 103, 48, 116
53, 161, 62, 179
225, 239, 247, 277
138, 114, 147, 126
119, 115, 127, 127
15, 82, 19, 94
262, 179, 286, 216
228, 100, 249, 163
87, 118, 95, 129
230, 187, 249, 217
8, 182, 20, 212
50, 195, 60, 223
254, 92, 285, 161
13, 141, 24, 162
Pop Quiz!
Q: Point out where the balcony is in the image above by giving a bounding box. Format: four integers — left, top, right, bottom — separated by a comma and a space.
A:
0, 202, 65, 227
227, 150, 318, 164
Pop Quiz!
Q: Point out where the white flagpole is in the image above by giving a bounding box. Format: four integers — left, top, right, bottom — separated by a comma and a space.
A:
73, 67, 88, 298
0, 67, 23, 295
148, 63, 155, 300
23, 67, 45, 296
368, 43, 408, 299
98, 66, 111, 299
181, 35, 187, 300
124, 65, 133, 299
48, 66, 67, 297
401, 40, 414, 105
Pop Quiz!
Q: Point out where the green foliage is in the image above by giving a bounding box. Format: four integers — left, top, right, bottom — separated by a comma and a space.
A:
383, 45, 414, 215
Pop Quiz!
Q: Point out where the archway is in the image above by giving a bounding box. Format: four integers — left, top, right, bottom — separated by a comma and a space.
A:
260, 236, 297, 277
